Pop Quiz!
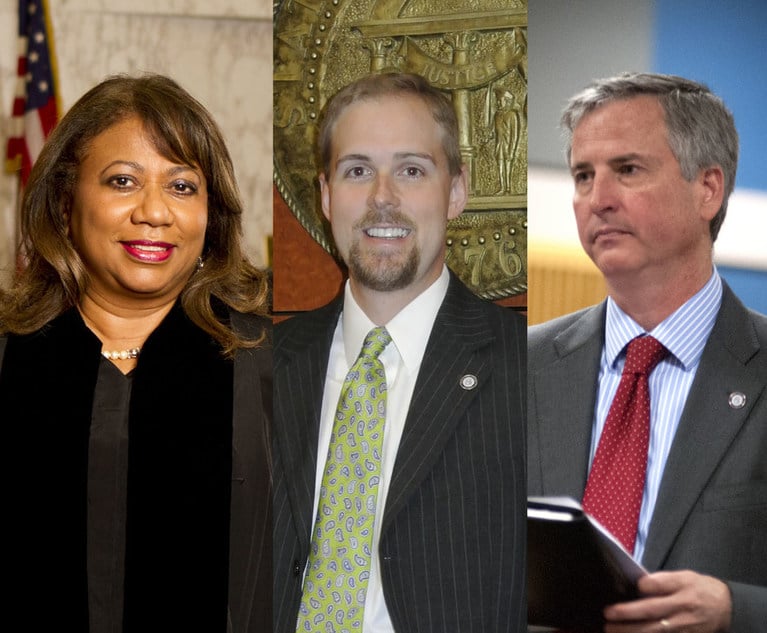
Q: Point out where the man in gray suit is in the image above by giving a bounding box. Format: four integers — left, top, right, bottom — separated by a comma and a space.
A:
529, 73, 766, 633
273, 73, 527, 632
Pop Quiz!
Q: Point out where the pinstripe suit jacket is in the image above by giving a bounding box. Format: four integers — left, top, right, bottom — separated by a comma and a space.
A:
528, 284, 767, 632
273, 275, 527, 633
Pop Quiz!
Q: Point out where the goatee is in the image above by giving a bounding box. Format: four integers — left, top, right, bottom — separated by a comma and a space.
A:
347, 208, 419, 291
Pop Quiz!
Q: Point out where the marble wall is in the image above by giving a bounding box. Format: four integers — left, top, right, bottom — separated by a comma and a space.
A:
0, 0, 273, 285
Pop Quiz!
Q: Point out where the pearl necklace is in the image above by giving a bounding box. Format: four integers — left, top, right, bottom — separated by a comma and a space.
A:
102, 347, 141, 361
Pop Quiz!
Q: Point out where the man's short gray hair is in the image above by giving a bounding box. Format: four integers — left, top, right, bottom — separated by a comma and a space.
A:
561, 72, 738, 242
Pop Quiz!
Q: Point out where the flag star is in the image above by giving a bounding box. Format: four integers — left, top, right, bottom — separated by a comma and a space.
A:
28, 3, 37, 14
35, 31, 45, 44
25, 72, 33, 82
29, 51, 39, 63
38, 80, 49, 92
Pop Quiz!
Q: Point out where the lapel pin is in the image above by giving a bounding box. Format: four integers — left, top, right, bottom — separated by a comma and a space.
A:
460, 374, 478, 390
728, 392, 746, 409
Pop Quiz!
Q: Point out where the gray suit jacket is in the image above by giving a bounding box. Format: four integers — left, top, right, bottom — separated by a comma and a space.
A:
528, 283, 767, 632
273, 275, 528, 633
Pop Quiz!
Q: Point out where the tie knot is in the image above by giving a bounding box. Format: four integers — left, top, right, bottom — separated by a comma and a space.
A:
360, 326, 392, 360
623, 335, 667, 376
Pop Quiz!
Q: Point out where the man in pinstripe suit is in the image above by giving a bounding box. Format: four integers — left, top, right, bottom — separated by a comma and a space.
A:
273, 73, 527, 632
528, 74, 766, 633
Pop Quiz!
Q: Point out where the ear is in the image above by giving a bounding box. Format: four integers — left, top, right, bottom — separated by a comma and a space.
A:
698, 165, 725, 222
447, 165, 468, 220
319, 173, 331, 222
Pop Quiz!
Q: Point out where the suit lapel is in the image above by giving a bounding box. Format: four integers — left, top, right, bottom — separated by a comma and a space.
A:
532, 305, 605, 498
642, 287, 765, 569
382, 279, 494, 529
274, 301, 341, 551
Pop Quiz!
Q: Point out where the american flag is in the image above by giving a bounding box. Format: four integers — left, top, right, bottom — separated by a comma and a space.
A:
5, 0, 60, 186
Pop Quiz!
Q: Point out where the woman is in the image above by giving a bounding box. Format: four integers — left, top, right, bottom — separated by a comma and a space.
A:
0, 75, 271, 632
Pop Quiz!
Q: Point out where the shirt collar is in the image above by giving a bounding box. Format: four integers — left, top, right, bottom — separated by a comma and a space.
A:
341, 266, 450, 370
604, 269, 723, 370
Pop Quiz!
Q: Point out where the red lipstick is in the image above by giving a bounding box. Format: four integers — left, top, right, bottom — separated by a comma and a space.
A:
121, 240, 174, 263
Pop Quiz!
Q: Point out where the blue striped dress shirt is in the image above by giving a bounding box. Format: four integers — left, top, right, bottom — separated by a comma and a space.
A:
589, 270, 723, 562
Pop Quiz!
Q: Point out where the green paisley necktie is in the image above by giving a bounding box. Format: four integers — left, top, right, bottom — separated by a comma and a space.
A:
296, 326, 392, 633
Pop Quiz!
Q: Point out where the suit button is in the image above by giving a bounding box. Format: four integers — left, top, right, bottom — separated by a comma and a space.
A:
293, 560, 302, 576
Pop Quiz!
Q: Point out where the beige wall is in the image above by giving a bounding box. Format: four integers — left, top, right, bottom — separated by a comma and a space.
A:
0, 0, 273, 285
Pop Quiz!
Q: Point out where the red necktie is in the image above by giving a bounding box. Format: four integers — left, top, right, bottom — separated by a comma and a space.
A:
582, 335, 668, 552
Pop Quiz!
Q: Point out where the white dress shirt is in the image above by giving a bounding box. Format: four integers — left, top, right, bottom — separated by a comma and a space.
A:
308, 266, 450, 633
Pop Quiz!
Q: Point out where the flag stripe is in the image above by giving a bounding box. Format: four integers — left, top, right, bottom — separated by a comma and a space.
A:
4, 0, 60, 185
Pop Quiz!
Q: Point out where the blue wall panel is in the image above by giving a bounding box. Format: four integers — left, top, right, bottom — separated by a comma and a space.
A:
654, 1, 766, 311
719, 267, 767, 315
654, 1, 767, 191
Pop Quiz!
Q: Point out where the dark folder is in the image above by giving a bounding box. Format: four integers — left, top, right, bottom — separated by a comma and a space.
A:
527, 496, 648, 631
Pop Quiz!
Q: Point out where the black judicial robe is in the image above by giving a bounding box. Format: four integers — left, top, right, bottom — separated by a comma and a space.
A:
0, 305, 272, 632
